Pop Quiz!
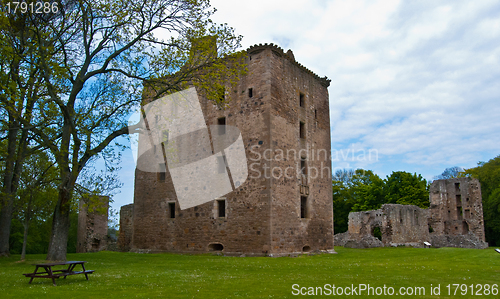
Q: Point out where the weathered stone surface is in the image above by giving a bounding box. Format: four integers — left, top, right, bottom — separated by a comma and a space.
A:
77, 196, 109, 253
335, 178, 488, 249
344, 235, 384, 249
123, 43, 334, 256
428, 177, 487, 249
117, 204, 134, 252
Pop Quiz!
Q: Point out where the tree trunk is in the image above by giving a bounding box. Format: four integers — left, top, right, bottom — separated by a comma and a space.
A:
0, 114, 19, 257
0, 200, 14, 257
46, 187, 71, 261
21, 195, 32, 260
21, 217, 30, 260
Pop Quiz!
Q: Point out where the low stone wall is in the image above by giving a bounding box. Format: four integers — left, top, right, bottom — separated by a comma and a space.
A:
430, 233, 488, 249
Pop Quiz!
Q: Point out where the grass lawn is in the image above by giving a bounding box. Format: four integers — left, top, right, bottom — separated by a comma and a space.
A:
1, 247, 499, 298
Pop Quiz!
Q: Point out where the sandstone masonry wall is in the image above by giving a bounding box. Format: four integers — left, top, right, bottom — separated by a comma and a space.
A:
128, 44, 334, 255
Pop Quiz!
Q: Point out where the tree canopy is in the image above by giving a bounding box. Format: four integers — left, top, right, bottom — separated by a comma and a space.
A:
1, 0, 245, 260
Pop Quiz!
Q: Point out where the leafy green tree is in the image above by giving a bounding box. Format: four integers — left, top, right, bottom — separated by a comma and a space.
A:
384, 171, 429, 208
0, 5, 49, 256
332, 169, 384, 233
14, 151, 58, 260
465, 155, 500, 246
351, 169, 385, 212
2, 0, 245, 261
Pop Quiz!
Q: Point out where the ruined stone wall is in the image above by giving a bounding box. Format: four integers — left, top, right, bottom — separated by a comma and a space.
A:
336, 178, 488, 249
341, 204, 429, 248
347, 209, 383, 240
77, 196, 109, 253
381, 204, 429, 246
129, 44, 333, 255
118, 204, 134, 251
428, 177, 487, 248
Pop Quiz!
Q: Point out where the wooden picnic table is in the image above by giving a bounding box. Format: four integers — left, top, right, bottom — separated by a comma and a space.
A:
23, 261, 94, 286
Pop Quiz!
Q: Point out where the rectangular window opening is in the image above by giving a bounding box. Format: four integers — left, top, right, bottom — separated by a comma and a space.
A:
299, 93, 305, 107
159, 163, 166, 182
168, 202, 175, 218
217, 199, 226, 218
218, 117, 226, 135
299, 121, 305, 139
301, 158, 307, 177
300, 196, 308, 218
455, 182, 460, 192
248, 88, 253, 98
315, 109, 317, 119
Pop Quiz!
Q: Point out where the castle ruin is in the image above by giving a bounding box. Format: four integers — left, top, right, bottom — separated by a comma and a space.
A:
335, 177, 488, 249
77, 196, 109, 253
119, 43, 335, 256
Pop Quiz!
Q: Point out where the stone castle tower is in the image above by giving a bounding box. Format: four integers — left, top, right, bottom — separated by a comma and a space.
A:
120, 43, 334, 256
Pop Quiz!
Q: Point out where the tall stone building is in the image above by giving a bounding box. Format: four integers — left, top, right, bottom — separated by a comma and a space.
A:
119, 43, 335, 256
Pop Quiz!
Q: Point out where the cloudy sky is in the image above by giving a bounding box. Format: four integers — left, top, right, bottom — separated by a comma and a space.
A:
110, 0, 500, 213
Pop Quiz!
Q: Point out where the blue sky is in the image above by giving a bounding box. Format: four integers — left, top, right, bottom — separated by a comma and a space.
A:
108, 0, 500, 214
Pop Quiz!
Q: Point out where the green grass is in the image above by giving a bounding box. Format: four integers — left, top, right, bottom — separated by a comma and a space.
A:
1, 247, 499, 298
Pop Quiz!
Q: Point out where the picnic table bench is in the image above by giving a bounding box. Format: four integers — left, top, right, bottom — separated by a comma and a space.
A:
23, 261, 94, 286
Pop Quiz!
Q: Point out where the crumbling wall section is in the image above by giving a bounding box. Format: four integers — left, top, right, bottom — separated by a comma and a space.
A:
118, 204, 134, 251
335, 178, 488, 249
429, 177, 487, 249
77, 196, 109, 253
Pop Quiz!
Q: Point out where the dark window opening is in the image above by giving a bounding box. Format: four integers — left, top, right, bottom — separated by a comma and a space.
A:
302, 245, 311, 252
217, 199, 226, 218
300, 157, 307, 178
218, 117, 226, 135
168, 202, 175, 218
428, 225, 434, 233
456, 194, 462, 207
463, 221, 469, 233
455, 182, 460, 192
299, 121, 305, 139
315, 109, 317, 119
248, 88, 253, 98
208, 243, 224, 251
372, 226, 382, 241
159, 163, 166, 181
299, 93, 305, 107
300, 196, 308, 218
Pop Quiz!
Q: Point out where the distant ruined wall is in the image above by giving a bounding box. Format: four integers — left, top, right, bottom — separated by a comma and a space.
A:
335, 178, 488, 249
77, 196, 109, 253
118, 204, 134, 251
339, 204, 429, 248
428, 177, 487, 249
